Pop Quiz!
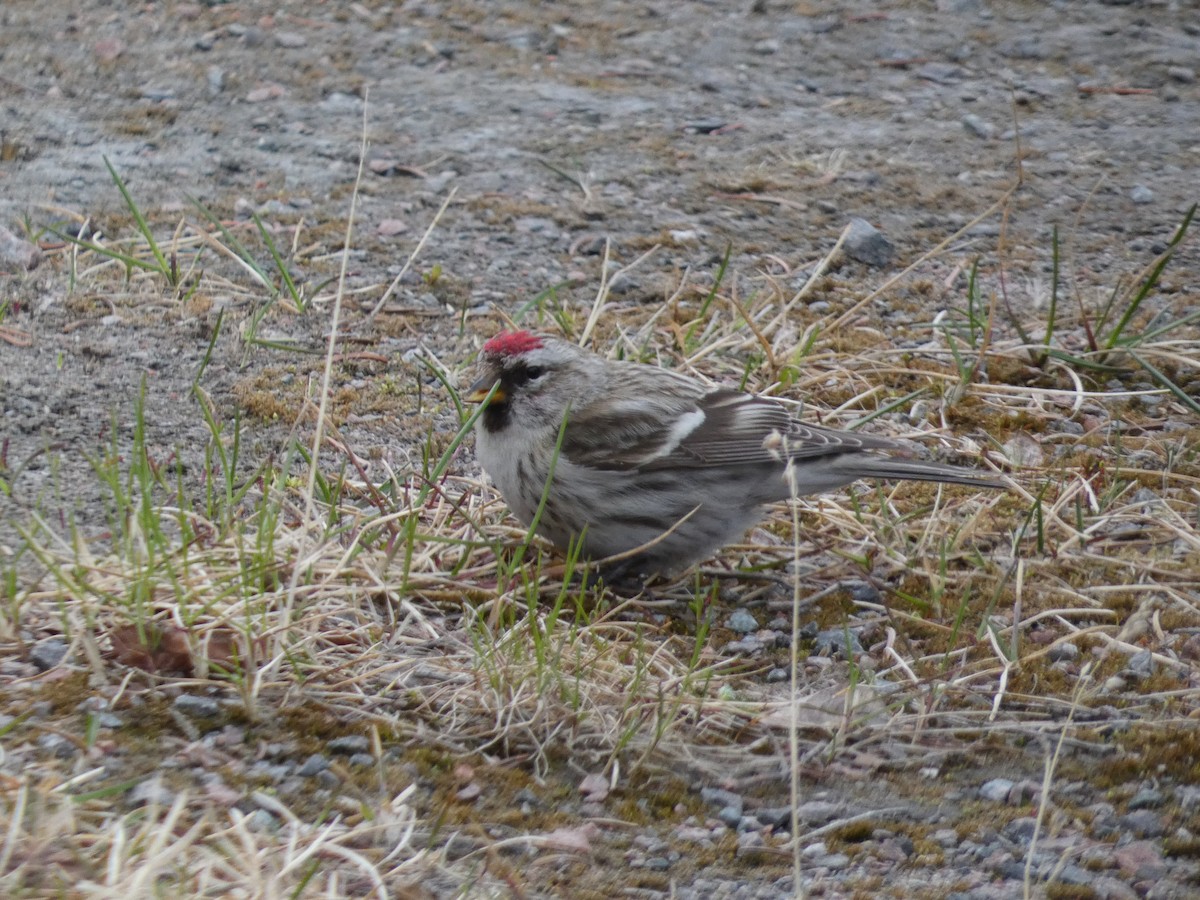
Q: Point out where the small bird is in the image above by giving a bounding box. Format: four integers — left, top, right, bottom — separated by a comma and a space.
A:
467, 331, 1003, 579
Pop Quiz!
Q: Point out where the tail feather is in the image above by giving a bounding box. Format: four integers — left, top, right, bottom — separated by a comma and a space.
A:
829, 455, 1004, 489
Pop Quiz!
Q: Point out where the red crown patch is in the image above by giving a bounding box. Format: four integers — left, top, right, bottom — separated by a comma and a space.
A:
483, 331, 544, 356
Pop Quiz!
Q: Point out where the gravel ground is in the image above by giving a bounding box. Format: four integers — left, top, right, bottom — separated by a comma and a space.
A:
4, 1, 1200, 897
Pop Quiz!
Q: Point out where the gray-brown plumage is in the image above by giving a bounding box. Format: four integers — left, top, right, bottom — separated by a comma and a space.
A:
468, 331, 1002, 578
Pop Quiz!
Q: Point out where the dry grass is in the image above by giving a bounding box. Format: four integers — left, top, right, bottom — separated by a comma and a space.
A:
3, 158, 1200, 898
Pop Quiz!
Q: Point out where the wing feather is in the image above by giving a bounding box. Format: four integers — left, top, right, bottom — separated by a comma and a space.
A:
561, 379, 901, 472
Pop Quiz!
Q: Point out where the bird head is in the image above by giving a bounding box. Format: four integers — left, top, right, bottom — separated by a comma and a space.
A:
467, 331, 600, 430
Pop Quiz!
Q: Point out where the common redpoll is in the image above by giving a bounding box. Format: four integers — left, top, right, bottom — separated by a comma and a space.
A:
467, 331, 1002, 578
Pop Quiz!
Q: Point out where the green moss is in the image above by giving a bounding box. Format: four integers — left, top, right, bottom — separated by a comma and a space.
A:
1096, 726, 1200, 785
1164, 835, 1200, 858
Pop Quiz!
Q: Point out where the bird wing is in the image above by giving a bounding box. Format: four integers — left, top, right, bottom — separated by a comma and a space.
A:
561, 379, 899, 471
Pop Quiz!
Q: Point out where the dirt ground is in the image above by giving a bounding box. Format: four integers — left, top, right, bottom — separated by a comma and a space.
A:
3, 1, 1200, 897
4, 1, 1200, 531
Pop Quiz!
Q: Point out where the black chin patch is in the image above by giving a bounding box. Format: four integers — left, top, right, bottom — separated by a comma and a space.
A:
481, 401, 511, 433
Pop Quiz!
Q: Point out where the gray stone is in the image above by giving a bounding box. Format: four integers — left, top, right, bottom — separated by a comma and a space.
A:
29, 639, 69, 671
273, 31, 307, 49
1002, 816, 1038, 843
962, 113, 996, 139
173, 694, 221, 718
726, 609, 757, 634
37, 733, 77, 759
297, 754, 330, 777
701, 787, 743, 816
245, 809, 278, 832
795, 800, 841, 825
328, 735, 371, 755
128, 776, 175, 807
716, 805, 743, 827
812, 628, 863, 657
0, 225, 42, 271
843, 217, 894, 268
1047, 642, 1080, 662
1119, 809, 1166, 838
1127, 650, 1155, 678
979, 777, 1017, 801
1128, 788, 1165, 810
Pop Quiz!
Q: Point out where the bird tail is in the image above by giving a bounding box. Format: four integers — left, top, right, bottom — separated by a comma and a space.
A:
827, 455, 1005, 489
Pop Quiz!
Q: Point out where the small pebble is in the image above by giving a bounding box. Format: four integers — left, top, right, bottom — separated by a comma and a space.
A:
932, 828, 959, 847
297, 754, 330, 777
683, 120, 729, 134
206, 65, 225, 95
795, 800, 841, 825
1047, 642, 1080, 662
245, 809, 278, 832
1119, 809, 1166, 838
37, 733, 77, 759
962, 112, 996, 139
456, 782, 482, 802
1129, 788, 1165, 810
811, 628, 863, 657
128, 776, 175, 807
726, 609, 757, 634
173, 694, 221, 718
716, 805, 743, 828
1127, 650, 1155, 678
721, 637, 762, 655
273, 31, 307, 49
328, 735, 371, 755
843, 217, 894, 268
377, 218, 409, 237
0, 225, 42, 271
29, 639, 69, 671
1003, 816, 1038, 843
980, 778, 1015, 802
847, 581, 881, 604
701, 788, 743, 816
801, 840, 829, 859
248, 761, 290, 783
736, 830, 764, 853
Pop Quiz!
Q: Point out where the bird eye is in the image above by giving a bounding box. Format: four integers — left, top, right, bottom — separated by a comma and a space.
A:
525, 365, 545, 379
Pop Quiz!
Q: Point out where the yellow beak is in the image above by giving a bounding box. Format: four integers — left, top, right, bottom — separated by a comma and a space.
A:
466, 377, 503, 404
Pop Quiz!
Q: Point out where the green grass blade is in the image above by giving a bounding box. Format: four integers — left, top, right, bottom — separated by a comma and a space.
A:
103, 155, 172, 279
252, 213, 303, 308
851, 388, 926, 429
697, 241, 732, 319
192, 309, 223, 391
189, 196, 278, 295
1104, 202, 1196, 349
1125, 347, 1200, 416
47, 226, 165, 275
1043, 225, 1059, 356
